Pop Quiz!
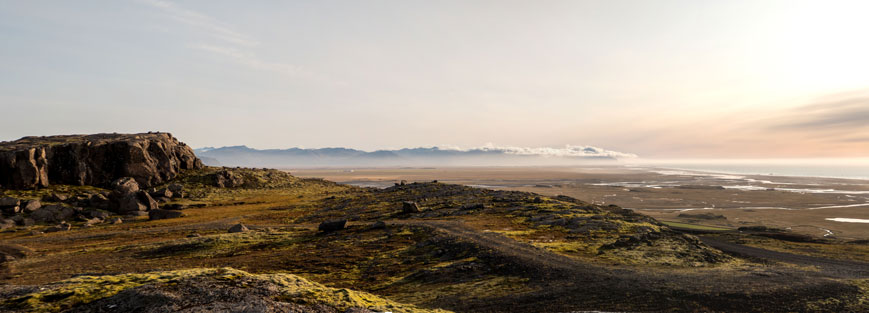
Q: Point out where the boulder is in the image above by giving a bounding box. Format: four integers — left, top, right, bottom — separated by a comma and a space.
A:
401, 201, 421, 213
87, 194, 110, 209
150, 188, 173, 199
0, 132, 202, 190
45, 193, 68, 202
0, 219, 15, 230
148, 209, 184, 220
30, 204, 76, 224
1, 205, 19, 215
318, 220, 347, 232
22, 199, 41, 212
228, 223, 249, 233
112, 177, 140, 194
0, 197, 20, 208
117, 191, 159, 213
110, 217, 123, 224
83, 217, 103, 227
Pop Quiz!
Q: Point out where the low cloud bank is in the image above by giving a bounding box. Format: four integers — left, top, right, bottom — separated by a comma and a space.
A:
195, 144, 636, 168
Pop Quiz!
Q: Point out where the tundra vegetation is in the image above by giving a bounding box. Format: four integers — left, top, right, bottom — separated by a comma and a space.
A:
0, 134, 867, 312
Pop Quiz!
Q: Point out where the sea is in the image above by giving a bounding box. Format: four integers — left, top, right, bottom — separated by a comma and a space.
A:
628, 159, 869, 180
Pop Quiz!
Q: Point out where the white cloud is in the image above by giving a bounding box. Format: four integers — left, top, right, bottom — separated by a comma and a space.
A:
140, 0, 258, 46
440, 143, 637, 158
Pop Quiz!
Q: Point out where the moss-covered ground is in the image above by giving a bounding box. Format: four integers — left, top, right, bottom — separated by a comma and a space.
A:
1, 167, 867, 312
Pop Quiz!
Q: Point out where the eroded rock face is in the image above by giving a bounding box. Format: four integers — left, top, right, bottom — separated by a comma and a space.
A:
0, 132, 202, 189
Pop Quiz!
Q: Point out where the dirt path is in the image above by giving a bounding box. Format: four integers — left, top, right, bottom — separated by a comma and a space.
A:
391, 219, 611, 275
700, 236, 869, 278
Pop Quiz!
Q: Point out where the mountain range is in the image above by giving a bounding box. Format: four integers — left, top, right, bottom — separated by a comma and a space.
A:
194, 144, 636, 168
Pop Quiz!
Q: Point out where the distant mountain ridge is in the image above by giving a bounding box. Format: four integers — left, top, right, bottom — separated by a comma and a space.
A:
195, 144, 636, 168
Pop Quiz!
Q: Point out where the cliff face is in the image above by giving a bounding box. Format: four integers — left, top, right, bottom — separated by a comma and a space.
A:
0, 133, 202, 189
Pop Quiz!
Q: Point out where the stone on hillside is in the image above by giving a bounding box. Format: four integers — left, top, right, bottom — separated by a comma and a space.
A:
0, 219, 15, 230
228, 223, 249, 233
87, 194, 110, 209
167, 183, 184, 193
318, 219, 347, 232
45, 193, 68, 202
44, 222, 71, 233
110, 217, 123, 224
401, 201, 421, 213
0, 132, 202, 190
150, 188, 173, 199
30, 204, 76, 224
369, 220, 386, 230
460, 203, 485, 210
22, 199, 41, 212
213, 170, 245, 188
148, 209, 185, 220
112, 177, 140, 195
0, 197, 20, 208
117, 191, 159, 213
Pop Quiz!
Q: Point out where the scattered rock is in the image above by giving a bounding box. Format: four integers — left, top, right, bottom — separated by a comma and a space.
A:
0, 197, 20, 208
318, 219, 347, 232
87, 194, 110, 209
460, 203, 485, 210
402, 201, 421, 213
167, 183, 184, 193
22, 199, 41, 212
117, 191, 159, 213
30, 204, 76, 224
212, 170, 245, 188
0, 219, 15, 230
369, 220, 387, 230
44, 222, 72, 233
228, 223, 249, 233
112, 177, 140, 194
45, 193, 68, 202
187, 233, 201, 238
85, 210, 111, 220
148, 209, 185, 220
163, 204, 189, 210
110, 217, 123, 224
83, 217, 103, 227
150, 188, 173, 199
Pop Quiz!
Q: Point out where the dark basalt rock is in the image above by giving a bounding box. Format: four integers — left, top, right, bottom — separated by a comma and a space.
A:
148, 209, 185, 220
318, 219, 347, 232
401, 201, 421, 213
0, 132, 202, 190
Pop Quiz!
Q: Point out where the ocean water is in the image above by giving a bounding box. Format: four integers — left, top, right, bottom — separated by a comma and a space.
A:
629, 159, 869, 180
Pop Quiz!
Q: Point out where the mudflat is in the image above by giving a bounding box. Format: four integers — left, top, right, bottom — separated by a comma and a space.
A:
293, 166, 869, 240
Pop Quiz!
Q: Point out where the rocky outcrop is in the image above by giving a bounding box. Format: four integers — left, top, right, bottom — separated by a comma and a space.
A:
0, 132, 202, 189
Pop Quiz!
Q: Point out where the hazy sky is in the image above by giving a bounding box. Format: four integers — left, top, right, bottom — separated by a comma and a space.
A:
2, 0, 868, 158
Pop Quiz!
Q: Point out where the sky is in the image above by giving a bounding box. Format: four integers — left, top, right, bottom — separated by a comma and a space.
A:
1, 0, 868, 158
